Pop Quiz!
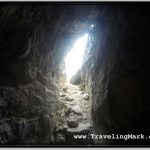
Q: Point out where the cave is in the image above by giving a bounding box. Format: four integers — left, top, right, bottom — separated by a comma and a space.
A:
0, 2, 150, 146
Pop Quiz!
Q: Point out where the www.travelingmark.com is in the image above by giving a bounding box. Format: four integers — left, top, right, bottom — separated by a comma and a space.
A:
74, 134, 148, 140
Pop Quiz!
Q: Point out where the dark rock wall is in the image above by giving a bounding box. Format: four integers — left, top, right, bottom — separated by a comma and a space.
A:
0, 4, 65, 144
90, 4, 150, 145
0, 3, 98, 145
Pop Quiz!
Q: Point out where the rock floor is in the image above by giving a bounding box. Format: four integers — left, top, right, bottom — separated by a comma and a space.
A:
54, 83, 93, 145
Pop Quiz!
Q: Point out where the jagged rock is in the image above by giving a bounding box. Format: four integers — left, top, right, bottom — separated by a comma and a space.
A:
80, 91, 84, 94
65, 96, 74, 101
60, 92, 66, 97
67, 120, 78, 128
72, 105, 82, 115
83, 94, 89, 100
62, 103, 72, 116
65, 107, 72, 116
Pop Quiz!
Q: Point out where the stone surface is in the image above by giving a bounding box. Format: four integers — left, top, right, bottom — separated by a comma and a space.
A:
62, 87, 67, 92
55, 134, 65, 144
55, 82, 92, 145
65, 96, 74, 101
67, 123, 92, 133
60, 92, 66, 97
72, 105, 82, 115
0, 122, 14, 144
67, 120, 78, 128
80, 5, 150, 145
54, 125, 67, 134
82, 94, 89, 100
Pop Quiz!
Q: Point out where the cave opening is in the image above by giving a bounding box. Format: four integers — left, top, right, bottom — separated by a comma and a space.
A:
2, 3, 150, 146
64, 33, 89, 82
55, 26, 95, 144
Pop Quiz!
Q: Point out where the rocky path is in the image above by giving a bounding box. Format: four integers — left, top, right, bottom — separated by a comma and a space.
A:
54, 83, 93, 145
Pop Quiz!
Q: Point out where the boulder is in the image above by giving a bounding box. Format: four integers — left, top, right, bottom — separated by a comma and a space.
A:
65, 96, 74, 101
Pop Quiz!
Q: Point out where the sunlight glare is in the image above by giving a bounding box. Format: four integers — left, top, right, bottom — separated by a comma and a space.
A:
65, 33, 88, 82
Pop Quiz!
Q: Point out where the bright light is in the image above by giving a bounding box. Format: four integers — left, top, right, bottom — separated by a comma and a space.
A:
89, 24, 96, 30
65, 34, 89, 82
91, 24, 95, 28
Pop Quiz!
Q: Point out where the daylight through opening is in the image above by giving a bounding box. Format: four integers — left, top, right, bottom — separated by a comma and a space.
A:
64, 33, 89, 82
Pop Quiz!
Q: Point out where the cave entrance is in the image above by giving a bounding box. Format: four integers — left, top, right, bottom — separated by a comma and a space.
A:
56, 31, 93, 144
64, 33, 89, 82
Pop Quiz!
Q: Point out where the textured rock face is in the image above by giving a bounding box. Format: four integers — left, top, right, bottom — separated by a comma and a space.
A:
0, 3, 98, 145
0, 4, 66, 143
0, 3, 150, 146
87, 5, 150, 145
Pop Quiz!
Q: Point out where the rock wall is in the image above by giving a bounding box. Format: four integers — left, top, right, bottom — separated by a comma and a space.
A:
0, 3, 98, 145
0, 4, 66, 144
89, 5, 150, 145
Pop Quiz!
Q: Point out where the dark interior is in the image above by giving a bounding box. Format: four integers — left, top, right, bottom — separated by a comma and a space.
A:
0, 2, 150, 146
